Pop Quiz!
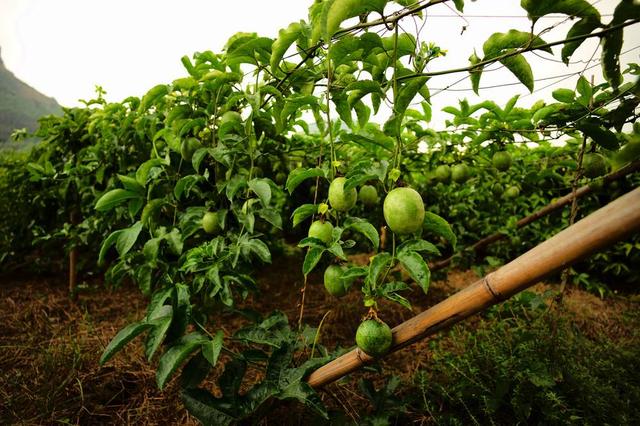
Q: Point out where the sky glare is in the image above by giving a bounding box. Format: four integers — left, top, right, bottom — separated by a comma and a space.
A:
1, 0, 638, 128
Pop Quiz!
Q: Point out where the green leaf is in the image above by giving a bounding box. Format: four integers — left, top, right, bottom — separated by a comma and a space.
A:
139, 84, 169, 112
248, 178, 272, 206
502, 54, 534, 92
145, 305, 173, 361
257, 208, 283, 230
303, 247, 325, 276
367, 252, 393, 286
291, 204, 317, 227
243, 239, 272, 263
98, 231, 119, 266
561, 17, 601, 64
100, 321, 153, 365
325, 0, 387, 40
95, 189, 141, 212
157, 333, 208, 390
118, 174, 145, 194
423, 212, 456, 248
271, 22, 303, 75
116, 222, 143, 257
202, 331, 224, 367
181, 388, 235, 426
552, 88, 575, 103
521, 0, 601, 23
346, 220, 380, 251
286, 168, 325, 194
576, 122, 620, 150
397, 239, 441, 257
397, 250, 431, 294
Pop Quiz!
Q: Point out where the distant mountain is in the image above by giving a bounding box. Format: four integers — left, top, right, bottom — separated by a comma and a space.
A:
0, 47, 61, 144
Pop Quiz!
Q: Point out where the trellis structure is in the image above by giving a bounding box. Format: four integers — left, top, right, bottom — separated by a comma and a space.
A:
307, 186, 640, 388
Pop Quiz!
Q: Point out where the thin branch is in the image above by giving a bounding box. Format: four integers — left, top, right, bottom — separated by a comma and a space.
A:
396, 19, 640, 82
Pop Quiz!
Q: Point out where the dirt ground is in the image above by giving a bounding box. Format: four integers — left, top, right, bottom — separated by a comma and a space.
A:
1, 254, 638, 425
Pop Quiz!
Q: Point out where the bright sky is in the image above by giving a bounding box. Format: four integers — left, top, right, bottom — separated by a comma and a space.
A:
1, 0, 638, 127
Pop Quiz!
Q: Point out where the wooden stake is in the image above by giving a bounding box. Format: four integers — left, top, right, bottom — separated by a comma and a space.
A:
430, 159, 640, 271
69, 209, 78, 296
307, 187, 640, 388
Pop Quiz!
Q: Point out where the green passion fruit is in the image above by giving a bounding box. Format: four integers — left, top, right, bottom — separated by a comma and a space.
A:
308, 220, 334, 244
492, 151, 512, 171
323, 265, 353, 297
451, 164, 470, 183
503, 186, 520, 199
383, 187, 425, 235
275, 172, 287, 185
202, 211, 221, 234
358, 185, 379, 207
355, 319, 393, 357
219, 111, 243, 126
435, 165, 451, 183
328, 177, 357, 211
582, 153, 608, 178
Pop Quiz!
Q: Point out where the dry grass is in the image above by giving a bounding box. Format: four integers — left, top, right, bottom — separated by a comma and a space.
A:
1, 256, 638, 425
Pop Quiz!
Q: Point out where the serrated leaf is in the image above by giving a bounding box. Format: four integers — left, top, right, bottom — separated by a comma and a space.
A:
397, 250, 430, 294
157, 333, 208, 390
291, 204, 317, 227
367, 252, 393, 286
303, 247, 325, 276
270, 21, 303, 75
257, 208, 282, 229
100, 321, 153, 365
118, 174, 145, 194
145, 305, 173, 361
202, 331, 224, 367
521, 0, 601, 23
248, 178, 272, 206
561, 17, 601, 64
576, 122, 620, 150
181, 389, 235, 426
325, 0, 387, 40
423, 212, 456, 248
397, 239, 441, 256
346, 220, 380, 251
286, 168, 325, 194
95, 189, 141, 212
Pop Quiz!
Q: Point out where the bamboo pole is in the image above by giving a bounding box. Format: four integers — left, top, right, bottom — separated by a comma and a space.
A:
430, 160, 640, 272
307, 186, 640, 388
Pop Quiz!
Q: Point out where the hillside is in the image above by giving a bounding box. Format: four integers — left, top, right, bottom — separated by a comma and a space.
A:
0, 47, 60, 144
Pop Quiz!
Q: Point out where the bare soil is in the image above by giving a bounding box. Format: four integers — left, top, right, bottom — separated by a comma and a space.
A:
1, 254, 638, 425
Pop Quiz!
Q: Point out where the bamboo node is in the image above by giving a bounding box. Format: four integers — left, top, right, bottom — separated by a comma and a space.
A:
483, 274, 504, 302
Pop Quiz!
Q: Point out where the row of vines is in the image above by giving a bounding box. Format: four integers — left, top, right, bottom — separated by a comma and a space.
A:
2, 0, 640, 423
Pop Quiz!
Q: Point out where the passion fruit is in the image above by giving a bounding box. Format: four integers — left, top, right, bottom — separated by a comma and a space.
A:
358, 185, 379, 207
492, 151, 512, 171
451, 164, 470, 183
202, 211, 221, 234
503, 186, 520, 199
435, 165, 451, 183
328, 177, 357, 211
355, 319, 393, 357
383, 187, 425, 235
582, 153, 607, 178
308, 220, 334, 245
323, 265, 353, 297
